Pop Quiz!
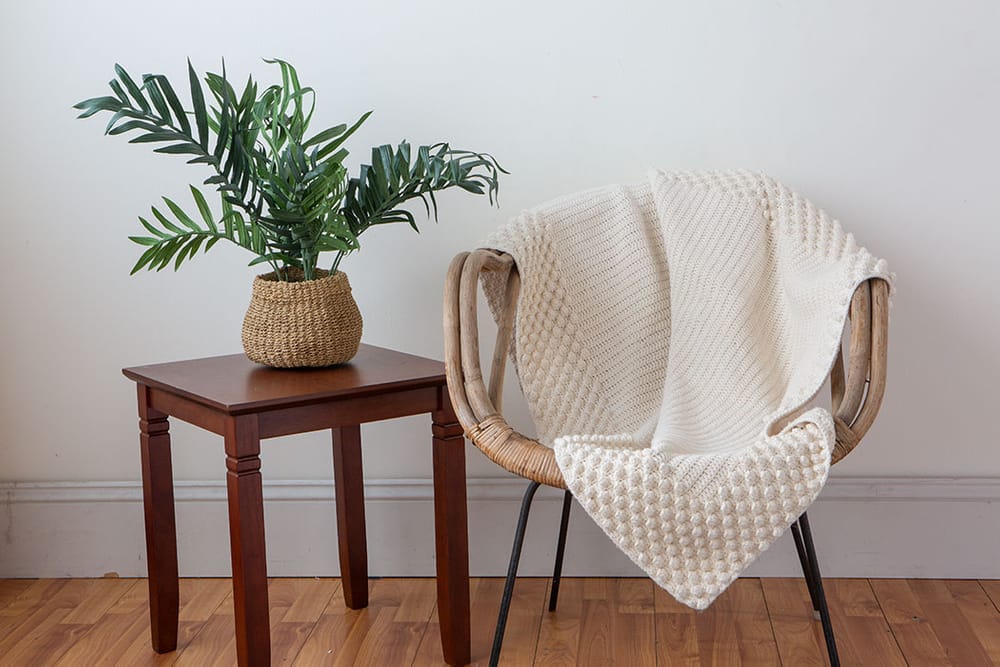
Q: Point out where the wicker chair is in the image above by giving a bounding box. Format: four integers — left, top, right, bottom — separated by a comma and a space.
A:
444, 248, 890, 667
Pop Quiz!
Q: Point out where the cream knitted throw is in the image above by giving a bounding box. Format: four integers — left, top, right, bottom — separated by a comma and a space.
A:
483, 170, 890, 610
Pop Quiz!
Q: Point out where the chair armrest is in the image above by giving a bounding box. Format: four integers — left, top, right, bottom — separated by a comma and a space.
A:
443, 249, 566, 488
830, 278, 890, 463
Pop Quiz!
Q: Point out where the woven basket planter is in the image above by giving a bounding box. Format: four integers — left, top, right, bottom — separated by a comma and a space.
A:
242, 269, 363, 368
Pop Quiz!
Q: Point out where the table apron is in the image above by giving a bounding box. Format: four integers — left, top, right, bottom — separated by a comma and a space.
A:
148, 389, 227, 434
258, 386, 442, 437
146, 385, 445, 439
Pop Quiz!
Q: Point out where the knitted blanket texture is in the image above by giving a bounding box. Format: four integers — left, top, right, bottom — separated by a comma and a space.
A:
483, 170, 890, 610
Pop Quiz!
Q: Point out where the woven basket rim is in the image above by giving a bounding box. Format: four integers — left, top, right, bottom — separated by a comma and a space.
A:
252, 269, 351, 295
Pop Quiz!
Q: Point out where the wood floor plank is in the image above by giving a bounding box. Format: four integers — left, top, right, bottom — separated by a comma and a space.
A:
176, 579, 234, 623
62, 578, 136, 624
577, 577, 657, 666
388, 578, 438, 624
0, 578, 72, 645
412, 577, 478, 667
824, 579, 906, 667
413, 577, 549, 667
473, 577, 546, 666
409, 604, 442, 665
107, 578, 157, 617
49, 579, 142, 666
652, 602, 699, 665
262, 578, 343, 665
577, 578, 616, 664
1, 577, 999, 665
166, 580, 270, 666
346, 604, 427, 666
0, 580, 61, 651
270, 620, 316, 665
344, 579, 437, 667
324, 578, 405, 666
941, 580, 1000, 663
760, 578, 826, 666
0, 607, 89, 667
693, 578, 780, 666
493, 577, 548, 666
612, 578, 656, 666
903, 579, 995, 666
171, 612, 236, 666
55, 602, 162, 667
535, 578, 584, 666
980, 579, 1000, 612
294, 578, 435, 666
275, 578, 339, 624
294, 578, 376, 665
67, 578, 232, 667
870, 579, 952, 665
651, 578, 700, 666
0, 579, 135, 666
172, 578, 336, 666
0, 580, 35, 612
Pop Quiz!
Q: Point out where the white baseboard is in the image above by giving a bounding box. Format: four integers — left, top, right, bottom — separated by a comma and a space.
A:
2, 477, 998, 579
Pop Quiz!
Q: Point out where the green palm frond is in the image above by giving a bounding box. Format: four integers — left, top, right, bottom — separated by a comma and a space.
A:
337, 142, 506, 271
127, 186, 269, 274
75, 59, 504, 280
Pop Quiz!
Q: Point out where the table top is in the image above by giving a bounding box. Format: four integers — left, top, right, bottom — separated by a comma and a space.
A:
122, 344, 447, 414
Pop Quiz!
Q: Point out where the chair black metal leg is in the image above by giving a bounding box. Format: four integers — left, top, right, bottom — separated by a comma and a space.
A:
796, 512, 840, 667
791, 520, 822, 617
491, 481, 541, 667
548, 490, 573, 612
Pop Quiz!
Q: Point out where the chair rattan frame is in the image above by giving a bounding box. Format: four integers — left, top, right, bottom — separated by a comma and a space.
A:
444, 248, 890, 490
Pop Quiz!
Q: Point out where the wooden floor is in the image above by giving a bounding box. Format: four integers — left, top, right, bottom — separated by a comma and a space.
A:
1, 577, 999, 665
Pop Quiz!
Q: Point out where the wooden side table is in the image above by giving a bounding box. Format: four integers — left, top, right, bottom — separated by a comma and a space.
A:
123, 345, 470, 666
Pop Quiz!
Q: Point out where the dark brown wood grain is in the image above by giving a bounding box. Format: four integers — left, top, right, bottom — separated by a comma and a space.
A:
332, 425, 368, 609
136, 384, 179, 653
124, 347, 469, 666
123, 344, 447, 414
224, 414, 271, 666
255, 386, 440, 438
432, 391, 471, 666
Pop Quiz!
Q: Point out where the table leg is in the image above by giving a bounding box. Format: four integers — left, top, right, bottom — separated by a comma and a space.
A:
137, 385, 179, 653
432, 394, 471, 666
224, 415, 270, 666
332, 425, 368, 608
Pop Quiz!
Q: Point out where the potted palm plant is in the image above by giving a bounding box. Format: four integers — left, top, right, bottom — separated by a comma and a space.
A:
75, 59, 504, 367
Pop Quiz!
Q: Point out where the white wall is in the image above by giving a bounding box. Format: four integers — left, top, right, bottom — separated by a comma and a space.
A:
1, 1, 998, 576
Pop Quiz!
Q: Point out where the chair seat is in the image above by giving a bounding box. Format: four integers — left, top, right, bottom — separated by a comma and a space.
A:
467, 415, 566, 489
